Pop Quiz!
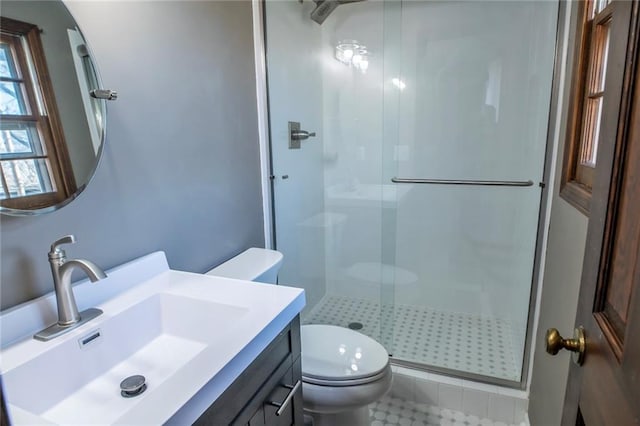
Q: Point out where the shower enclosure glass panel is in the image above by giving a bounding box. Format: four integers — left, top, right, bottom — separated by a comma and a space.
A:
265, 0, 391, 347
384, 1, 558, 382
264, 0, 558, 384
264, 0, 327, 314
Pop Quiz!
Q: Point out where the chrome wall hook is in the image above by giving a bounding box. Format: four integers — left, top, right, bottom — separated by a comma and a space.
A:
90, 89, 118, 100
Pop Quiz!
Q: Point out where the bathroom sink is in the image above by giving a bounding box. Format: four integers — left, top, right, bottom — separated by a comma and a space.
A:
0, 251, 305, 425
3, 293, 247, 424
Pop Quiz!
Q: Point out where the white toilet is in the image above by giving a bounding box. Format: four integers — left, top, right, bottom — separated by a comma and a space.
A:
207, 248, 392, 426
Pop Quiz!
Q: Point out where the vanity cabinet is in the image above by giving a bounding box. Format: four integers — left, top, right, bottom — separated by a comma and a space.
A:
195, 317, 303, 426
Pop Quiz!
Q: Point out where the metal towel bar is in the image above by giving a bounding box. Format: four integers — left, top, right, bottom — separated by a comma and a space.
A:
391, 177, 534, 187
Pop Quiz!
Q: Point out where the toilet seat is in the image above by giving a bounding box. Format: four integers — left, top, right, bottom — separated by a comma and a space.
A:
303, 368, 389, 387
301, 324, 390, 386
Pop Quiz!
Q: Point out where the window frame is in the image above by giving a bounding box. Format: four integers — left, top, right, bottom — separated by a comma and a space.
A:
561, 1, 609, 215
0, 16, 76, 211
560, 0, 639, 218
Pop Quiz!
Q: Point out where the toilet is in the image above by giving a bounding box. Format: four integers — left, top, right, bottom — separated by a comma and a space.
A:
207, 248, 392, 426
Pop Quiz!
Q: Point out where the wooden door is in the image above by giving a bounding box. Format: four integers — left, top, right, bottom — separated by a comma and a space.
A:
561, 3, 640, 423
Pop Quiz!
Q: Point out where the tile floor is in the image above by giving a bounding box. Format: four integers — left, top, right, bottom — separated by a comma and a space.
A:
369, 395, 524, 426
305, 295, 520, 381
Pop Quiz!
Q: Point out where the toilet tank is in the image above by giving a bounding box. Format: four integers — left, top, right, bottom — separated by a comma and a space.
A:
206, 248, 283, 284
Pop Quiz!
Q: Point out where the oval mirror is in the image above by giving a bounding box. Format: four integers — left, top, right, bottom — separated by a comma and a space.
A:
0, 0, 109, 215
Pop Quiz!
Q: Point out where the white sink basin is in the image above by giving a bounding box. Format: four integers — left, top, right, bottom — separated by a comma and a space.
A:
4, 293, 248, 424
0, 252, 305, 425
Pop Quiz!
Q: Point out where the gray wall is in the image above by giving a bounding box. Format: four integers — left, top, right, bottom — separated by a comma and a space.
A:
528, 2, 589, 423
0, 1, 264, 310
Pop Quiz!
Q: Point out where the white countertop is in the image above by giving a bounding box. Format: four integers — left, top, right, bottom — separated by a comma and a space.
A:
0, 251, 305, 425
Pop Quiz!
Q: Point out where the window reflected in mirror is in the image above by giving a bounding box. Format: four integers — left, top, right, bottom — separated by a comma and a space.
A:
1, 16, 76, 210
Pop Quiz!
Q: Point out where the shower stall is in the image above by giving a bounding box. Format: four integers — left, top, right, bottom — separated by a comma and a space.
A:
262, 0, 559, 386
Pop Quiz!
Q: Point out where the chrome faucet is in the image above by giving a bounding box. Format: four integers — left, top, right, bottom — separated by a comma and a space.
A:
34, 235, 107, 341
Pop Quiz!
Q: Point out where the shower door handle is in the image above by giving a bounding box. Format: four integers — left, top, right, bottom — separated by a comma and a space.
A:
391, 177, 534, 187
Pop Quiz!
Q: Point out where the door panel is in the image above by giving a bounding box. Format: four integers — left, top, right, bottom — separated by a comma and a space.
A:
578, 64, 640, 422
562, 1, 640, 423
595, 133, 640, 351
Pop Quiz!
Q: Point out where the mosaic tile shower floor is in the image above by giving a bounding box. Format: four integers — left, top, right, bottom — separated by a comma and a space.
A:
304, 295, 520, 381
369, 395, 524, 426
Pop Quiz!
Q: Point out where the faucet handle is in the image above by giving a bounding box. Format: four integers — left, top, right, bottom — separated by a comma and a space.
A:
50, 235, 76, 257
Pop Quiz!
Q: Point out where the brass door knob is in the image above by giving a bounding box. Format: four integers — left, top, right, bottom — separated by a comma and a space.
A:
545, 326, 586, 365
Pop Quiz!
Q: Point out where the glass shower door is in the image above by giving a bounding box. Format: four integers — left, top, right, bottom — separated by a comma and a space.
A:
384, 0, 559, 382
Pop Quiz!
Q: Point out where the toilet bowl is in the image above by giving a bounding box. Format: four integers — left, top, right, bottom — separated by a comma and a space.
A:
207, 248, 392, 426
301, 324, 392, 426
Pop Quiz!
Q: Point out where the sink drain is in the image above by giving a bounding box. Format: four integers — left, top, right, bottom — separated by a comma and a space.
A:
348, 322, 363, 330
120, 375, 147, 398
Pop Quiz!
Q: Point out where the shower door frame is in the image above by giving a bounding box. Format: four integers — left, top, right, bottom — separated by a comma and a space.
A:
252, 0, 569, 390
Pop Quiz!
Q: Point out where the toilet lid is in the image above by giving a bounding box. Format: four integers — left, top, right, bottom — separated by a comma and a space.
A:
301, 324, 389, 382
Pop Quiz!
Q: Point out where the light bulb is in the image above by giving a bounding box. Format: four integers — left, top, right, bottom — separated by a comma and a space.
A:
343, 49, 354, 61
